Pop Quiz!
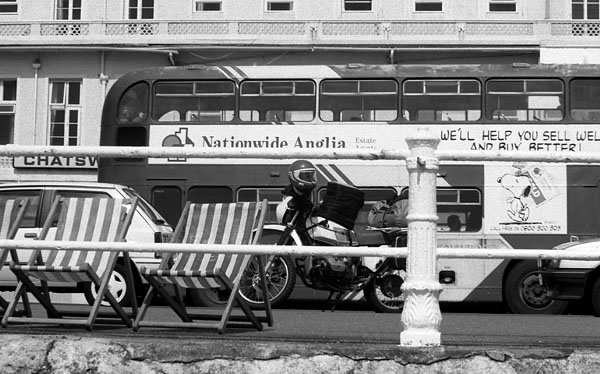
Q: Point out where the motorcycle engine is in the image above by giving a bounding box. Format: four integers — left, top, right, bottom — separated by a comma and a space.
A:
307, 256, 357, 286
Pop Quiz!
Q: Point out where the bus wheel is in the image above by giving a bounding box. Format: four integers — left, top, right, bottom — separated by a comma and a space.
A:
589, 276, 600, 316
504, 260, 569, 315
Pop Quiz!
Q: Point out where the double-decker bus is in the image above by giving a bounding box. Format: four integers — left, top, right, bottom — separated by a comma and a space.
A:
100, 63, 600, 313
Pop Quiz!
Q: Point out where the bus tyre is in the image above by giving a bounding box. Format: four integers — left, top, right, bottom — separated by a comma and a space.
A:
364, 270, 405, 313
84, 263, 134, 307
589, 276, 600, 317
504, 260, 569, 315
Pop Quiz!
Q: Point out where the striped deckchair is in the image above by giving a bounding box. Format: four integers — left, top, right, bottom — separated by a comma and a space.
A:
0, 197, 31, 316
133, 200, 272, 334
1, 197, 138, 330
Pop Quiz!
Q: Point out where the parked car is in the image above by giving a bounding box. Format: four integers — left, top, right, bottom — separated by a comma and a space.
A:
0, 182, 173, 307
540, 238, 600, 316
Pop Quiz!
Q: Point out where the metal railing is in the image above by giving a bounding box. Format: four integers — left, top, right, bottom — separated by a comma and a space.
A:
3, 127, 600, 347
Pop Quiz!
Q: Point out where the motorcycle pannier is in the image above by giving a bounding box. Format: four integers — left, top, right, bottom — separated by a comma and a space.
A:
316, 182, 364, 229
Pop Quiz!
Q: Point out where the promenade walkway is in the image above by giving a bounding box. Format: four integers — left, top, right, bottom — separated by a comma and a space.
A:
1, 302, 599, 373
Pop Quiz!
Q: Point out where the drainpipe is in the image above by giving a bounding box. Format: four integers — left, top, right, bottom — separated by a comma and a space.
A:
99, 51, 109, 98
31, 59, 41, 145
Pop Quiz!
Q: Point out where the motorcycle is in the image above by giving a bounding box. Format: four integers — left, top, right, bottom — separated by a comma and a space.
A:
238, 182, 407, 313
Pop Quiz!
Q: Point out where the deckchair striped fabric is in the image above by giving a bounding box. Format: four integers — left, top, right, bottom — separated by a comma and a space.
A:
143, 202, 259, 289
0, 198, 29, 266
0, 197, 32, 316
134, 200, 271, 333
16, 197, 129, 283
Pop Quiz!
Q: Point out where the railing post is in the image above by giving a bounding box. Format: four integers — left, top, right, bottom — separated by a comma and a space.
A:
400, 127, 442, 347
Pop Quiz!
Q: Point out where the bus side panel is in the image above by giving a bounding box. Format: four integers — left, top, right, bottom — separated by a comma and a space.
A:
567, 165, 600, 239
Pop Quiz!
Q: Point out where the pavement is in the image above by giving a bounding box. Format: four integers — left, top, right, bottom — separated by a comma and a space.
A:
1, 302, 600, 373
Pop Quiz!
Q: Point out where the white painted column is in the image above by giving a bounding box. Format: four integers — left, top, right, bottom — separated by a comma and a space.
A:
400, 127, 443, 347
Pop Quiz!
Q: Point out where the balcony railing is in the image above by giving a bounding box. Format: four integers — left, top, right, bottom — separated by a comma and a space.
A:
0, 20, 598, 47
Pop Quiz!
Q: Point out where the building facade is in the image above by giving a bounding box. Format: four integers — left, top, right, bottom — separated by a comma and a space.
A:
0, 0, 598, 182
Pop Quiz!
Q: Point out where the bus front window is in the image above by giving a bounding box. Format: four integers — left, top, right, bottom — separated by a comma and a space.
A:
118, 83, 149, 123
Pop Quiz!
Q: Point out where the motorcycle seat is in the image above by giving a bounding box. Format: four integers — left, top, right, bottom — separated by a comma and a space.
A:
354, 230, 389, 246
354, 228, 408, 247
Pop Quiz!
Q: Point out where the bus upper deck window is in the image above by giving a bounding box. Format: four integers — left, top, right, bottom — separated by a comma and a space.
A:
118, 83, 149, 123
319, 79, 398, 122
402, 79, 481, 122
153, 80, 235, 122
239, 80, 316, 122
570, 78, 600, 122
486, 79, 564, 122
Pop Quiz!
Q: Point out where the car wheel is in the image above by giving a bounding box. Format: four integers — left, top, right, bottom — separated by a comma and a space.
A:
504, 260, 569, 314
83, 263, 134, 307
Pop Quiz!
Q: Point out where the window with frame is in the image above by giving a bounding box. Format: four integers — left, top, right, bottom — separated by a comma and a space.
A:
414, 0, 443, 11
320, 79, 398, 122
0, 0, 17, 13
266, 0, 293, 11
569, 78, 600, 121
344, 0, 372, 11
128, 0, 154, 19
56, 0, 81, 20
49, 81, 81, 146
238, 187, 286, 223
239, 80, 315, 122
489, 0, 516, 12
0, 190, 41, 228
485, 79, 564, 122
119, 82, 149, 123
153, 80, 235, 122
151, 186, 183, 227
437, 188, 482, 232
402, 79, 481, 122
573, 0, 599, 19
194, 1, 222, 11
0, 79, 16, 145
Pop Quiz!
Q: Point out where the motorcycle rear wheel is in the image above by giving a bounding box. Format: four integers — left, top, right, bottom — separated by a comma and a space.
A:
364, 269, 406, 313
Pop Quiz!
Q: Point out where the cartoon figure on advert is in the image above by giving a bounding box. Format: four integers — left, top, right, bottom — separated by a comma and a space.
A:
497, 171, 531, 222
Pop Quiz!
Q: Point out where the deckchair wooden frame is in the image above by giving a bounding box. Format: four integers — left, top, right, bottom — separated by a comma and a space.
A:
0, 197, 32, 317
132, 199, 272, 334
1, 196, 138, 331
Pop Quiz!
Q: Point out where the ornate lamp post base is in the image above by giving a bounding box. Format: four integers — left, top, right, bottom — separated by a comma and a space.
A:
400, 280, 443, 346
400, 127, 443, 347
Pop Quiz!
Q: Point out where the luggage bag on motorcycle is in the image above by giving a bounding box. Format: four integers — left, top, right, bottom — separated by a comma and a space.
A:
316, 182, 364, 229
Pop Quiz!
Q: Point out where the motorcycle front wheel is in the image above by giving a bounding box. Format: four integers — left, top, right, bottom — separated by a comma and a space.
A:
237, 229, 296, 308
364, 269, 406, 313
